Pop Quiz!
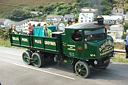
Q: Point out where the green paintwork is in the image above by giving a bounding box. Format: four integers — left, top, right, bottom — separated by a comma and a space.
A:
11, 34, 20, 45
61, 34, 67, 54
20, 35, 31, 47
32, 36, 44, 49
44, 38, 57, 51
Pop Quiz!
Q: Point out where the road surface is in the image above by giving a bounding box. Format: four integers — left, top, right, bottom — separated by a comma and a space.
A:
0, 46, 128, 85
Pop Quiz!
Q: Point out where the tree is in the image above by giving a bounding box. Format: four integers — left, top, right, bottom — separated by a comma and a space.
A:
8, 9, 32, 21
124, 24, 128, 32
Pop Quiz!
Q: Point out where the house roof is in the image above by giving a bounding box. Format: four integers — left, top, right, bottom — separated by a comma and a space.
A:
80, 11, 97, 13
12, 20, 29, 26
64, 14, 74, 18
80, 8, 98, 13
47, 15, 63, 18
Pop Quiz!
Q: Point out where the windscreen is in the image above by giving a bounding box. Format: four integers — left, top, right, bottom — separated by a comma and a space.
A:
84, 28, 106, 41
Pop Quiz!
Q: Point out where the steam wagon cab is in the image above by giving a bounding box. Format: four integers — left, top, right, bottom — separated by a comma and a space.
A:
61, 22, 114, 77
9, 23, 114, 78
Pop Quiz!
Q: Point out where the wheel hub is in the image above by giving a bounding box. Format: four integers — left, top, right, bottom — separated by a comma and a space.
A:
78, 69, 81, 72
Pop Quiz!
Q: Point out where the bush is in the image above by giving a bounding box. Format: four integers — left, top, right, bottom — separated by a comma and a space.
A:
0, 28, 9, 41
124, 24, 128, 32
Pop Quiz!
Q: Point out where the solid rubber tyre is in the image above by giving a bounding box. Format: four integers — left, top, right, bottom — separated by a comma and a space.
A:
32, 52, 44, 68
22, 51, 32, 65
75, 61, 90, 78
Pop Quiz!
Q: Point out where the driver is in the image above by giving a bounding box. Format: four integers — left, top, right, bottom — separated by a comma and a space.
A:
72, 30, 82, 41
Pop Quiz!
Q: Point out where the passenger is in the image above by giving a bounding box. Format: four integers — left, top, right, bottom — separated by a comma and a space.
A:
28, 23, 33, 35
66, 20, 72, 27
125, 30, 128, 59
9, 25, 13, 33
12, 26, 18, 34
33, 24, 35, 27
63, 20, 73, 33
37, 23, 41, 26
72, 30, 82, 41
73, 18, 79, 24
43, 23, 52, 37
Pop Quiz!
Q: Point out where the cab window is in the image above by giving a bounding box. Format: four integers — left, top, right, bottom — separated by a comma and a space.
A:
84, 29, 106, 41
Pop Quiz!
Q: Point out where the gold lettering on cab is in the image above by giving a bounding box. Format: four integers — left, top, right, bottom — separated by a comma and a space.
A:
22, 38, 28, 42
67, 44, 75, 51
44, 41, 56, 46
12, 37, 19, 41
35, 40, 41, 44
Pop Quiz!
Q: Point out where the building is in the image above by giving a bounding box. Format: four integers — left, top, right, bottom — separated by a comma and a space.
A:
11, 20, 46, 33
102, 15, 124, 25
9, 20, 29, 31
64, 14, 75, 21
30, 11, 43, 16
108, 24, 124, 42
0, 18, 12, 27
46, 15, 63, 22
0, 18, 6, 25
79, 8, 97, 23
124, 12, 128, 20
112, 7, 124, 15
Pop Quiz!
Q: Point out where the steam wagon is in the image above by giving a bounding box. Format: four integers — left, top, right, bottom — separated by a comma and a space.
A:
9, 22, 114, 78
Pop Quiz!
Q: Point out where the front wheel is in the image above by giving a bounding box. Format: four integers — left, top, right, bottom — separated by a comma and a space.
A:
75, 61, 90, 78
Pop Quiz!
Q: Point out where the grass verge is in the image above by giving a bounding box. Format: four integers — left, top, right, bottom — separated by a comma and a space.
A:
111, 53, 128, 63
0, 38, 11, 47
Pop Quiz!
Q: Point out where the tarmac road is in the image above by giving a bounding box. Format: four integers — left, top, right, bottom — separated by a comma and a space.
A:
0, 46, 128, 85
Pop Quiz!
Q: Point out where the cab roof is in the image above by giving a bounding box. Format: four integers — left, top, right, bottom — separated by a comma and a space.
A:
65, 22, 105, 30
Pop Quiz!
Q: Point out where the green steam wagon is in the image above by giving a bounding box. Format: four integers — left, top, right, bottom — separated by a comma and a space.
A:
9, 22, 114, 78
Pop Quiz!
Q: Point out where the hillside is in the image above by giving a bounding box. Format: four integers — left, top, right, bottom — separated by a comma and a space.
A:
0, 0, 74, 6
0, 0, 75, 18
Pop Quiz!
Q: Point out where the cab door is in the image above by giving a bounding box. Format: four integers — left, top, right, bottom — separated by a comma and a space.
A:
65, 29, 84, 58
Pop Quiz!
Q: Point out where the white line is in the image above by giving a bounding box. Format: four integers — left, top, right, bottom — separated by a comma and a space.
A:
13, 63, 75, 80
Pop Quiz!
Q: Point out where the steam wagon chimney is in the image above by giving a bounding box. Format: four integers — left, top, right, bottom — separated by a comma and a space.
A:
97, 16, 104, 25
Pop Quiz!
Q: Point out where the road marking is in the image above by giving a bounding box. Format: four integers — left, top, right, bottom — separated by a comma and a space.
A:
13, 63, 75, 80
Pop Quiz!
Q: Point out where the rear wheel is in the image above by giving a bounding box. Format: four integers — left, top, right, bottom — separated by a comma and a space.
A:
32, 52, 44, 67
22, 51, 32, 65
75, 61, 90, 78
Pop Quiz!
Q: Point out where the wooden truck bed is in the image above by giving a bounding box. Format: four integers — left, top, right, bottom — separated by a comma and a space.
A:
10, 33, 62, 54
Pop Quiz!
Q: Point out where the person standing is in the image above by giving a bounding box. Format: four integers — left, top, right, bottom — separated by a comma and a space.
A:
43, 23, 52, 37
125, 30, 128, 58
66, 20, 72, 27
9, 25, 13, 33
73, 18, 79, 24
28, 23, 33, 35
12, 26, 18, 34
